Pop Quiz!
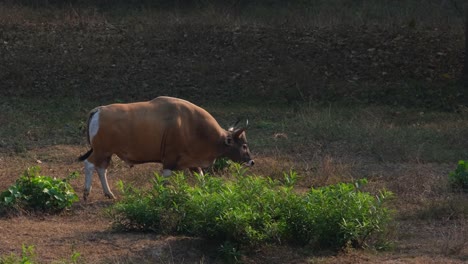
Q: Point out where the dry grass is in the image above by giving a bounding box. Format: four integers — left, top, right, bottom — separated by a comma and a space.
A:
438, 218, 468, 257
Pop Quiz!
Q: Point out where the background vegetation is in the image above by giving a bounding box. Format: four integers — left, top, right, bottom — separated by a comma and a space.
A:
0, 0, 466, 109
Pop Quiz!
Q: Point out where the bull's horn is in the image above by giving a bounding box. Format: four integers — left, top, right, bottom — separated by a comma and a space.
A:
233, 118, 241, 128
228, 118, 241, 131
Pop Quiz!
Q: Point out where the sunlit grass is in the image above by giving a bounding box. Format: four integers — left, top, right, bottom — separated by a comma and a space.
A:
2, 97, 468, 164
0, 97, 91, 152
215, 103, 468, 163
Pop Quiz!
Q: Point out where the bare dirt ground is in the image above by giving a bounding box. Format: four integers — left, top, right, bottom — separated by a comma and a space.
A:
1, 145, 467, 263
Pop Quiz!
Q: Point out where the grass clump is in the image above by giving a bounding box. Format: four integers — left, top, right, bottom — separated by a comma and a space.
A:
449, 160, 468, 191
109, 164, 393, 251
0, 166, 79, 214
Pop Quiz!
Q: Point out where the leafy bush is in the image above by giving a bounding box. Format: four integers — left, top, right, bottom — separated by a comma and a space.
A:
449, 160, 468, 191
0, 166, 79, 213
109, 164, 393, 251
282, 179, 392, 248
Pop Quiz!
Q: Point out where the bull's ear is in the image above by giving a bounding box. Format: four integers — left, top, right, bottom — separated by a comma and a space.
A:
233, 128, 245, 139
225, 135, 233, 146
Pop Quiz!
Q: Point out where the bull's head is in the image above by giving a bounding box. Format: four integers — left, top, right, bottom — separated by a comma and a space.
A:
224, 124, 254, 166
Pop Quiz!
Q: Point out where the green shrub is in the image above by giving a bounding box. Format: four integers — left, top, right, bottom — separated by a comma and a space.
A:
449, 160, 468, 191
0, 166, 79, 213
109, 165, 393, 251
282, 179, 393, 248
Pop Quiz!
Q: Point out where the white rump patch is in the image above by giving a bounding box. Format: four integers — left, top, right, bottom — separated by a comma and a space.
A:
89, 110, 100, 143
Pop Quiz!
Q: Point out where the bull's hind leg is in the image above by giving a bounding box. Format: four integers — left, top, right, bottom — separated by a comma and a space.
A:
84, 153, 114, 200
84, 160, 95, 201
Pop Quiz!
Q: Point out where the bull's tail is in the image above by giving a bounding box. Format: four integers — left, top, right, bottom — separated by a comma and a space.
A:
78, 148, 93, 161
78, 107, 99, 162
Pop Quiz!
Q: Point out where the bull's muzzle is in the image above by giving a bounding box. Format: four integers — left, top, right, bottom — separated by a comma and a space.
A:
246, 160, 255, 167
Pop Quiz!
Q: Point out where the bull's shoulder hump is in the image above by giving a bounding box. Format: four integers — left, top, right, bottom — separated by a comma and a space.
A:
150, 97, 202, 112
101, 101, 152, 112
151, 96, 194, 106
151, 96, 220, 123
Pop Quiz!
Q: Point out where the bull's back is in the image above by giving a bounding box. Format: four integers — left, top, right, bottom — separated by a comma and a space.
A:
91, 97, 223, 164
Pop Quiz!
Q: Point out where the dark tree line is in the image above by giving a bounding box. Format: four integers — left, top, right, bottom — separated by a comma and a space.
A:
448, 0, 468, 87
3, 0, 468, 88
463, 7, 468, 87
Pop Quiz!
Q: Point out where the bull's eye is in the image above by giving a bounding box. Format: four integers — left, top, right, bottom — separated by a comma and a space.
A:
242, 144, 248, 150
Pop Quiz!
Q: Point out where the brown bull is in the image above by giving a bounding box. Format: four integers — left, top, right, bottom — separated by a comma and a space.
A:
78, 96, 254, 201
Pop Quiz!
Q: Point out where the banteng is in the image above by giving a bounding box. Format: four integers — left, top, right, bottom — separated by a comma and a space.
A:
78, 96, 254, 201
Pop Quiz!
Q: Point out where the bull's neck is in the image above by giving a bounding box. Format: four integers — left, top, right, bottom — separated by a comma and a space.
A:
217, 130, 231, 158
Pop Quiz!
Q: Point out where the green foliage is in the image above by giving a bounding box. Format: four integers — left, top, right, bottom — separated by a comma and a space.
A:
109, 167, 393, 252
0, 245, 82, 264
449, 160, 468, 191
0, 245, 35, 264
210, 158, 232, 173
59, 251, 82, 264
282, 179, 393, 248
0, 166, 79, 213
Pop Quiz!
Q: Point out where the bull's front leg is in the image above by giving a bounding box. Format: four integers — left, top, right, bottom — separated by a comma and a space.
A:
190, 167, 204, 176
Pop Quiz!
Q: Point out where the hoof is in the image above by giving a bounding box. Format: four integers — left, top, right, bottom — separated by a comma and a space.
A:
105, 193, 116, 199
83, 191, 89, 202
